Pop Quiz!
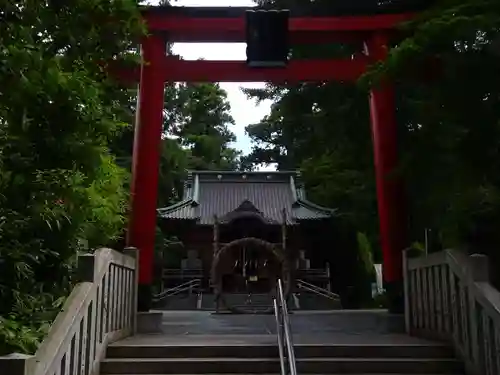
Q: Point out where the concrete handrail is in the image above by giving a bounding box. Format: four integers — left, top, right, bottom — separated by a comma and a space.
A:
404, 248, 500, 375
0, 247, 139, 375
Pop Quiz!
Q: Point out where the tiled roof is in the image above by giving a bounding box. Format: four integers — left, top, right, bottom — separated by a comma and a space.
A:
157, 171, 336, 225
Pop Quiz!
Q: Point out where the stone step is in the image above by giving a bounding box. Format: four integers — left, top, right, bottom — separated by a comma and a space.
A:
107, 343, 454, 359
100, 357, 462, 374
201, 293, 274, 310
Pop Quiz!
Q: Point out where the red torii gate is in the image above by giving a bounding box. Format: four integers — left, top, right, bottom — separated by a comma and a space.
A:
121, 6, 413, 311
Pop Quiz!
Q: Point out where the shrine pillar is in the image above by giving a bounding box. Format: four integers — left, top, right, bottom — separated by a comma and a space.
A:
126, 34, 166, 311
364, 32, 407, 313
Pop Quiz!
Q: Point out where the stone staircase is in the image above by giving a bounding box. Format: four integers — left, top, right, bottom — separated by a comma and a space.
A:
224, 293, 274, 310
5, 249, 500, 375
100, 338, 464, 374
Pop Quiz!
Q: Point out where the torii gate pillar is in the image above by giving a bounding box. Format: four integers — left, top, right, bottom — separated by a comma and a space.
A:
365, 32, 407, 313
126, 35, 166, 311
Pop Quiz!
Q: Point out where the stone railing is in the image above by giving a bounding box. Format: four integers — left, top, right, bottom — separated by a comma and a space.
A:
0, 247, 138, 375
404, 248, 500, 375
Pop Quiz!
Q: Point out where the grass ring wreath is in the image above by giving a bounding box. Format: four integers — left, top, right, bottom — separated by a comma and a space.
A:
211, 237, 291, 314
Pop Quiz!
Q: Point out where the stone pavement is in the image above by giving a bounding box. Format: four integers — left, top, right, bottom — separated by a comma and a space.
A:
157, 310, 405, 335
117, 333, 438, 346
114, 310, 438, 347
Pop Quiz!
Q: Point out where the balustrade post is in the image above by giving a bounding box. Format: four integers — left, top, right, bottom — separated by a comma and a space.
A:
325, 262, 331, 292
441, 263, 451, 335
468, 253, 489, 282
124, 247, 140, 334
467, 253, 490, 373
77, 253, 96, 282
402, 248, 411, 333
0, 353, 37, 375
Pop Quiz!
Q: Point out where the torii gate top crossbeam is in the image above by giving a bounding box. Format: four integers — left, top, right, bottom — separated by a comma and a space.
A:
141, 6, 415, 43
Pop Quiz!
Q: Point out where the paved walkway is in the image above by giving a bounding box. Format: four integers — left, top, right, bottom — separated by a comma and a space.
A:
157, 310, 405, 336
117, 333, 437, 346
114, 310, 439, 346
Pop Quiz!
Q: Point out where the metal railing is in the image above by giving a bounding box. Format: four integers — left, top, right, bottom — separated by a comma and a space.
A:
404, 248, 500, 375
296, 279, 341, 301
162, 268, 203, 280
274, 279, 297, 375
152, 278, 201, 303
0, 247, 139, 375
296, 268, 330, 279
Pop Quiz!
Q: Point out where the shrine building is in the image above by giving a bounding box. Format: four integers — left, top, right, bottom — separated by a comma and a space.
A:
157, 170, 337, 308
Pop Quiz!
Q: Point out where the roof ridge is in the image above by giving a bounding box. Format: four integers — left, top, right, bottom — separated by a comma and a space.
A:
296, 198, 337, 215
157, 198, 193, 214
158, 170, 336, 224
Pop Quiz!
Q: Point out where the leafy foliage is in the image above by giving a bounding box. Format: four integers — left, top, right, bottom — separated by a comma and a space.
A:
0, 0, 143, 354
0, 0, 249, 356
164, 82, 242, 171
367, 0, 500, 251
111, 80, 242, 208
356, 232, 375, 276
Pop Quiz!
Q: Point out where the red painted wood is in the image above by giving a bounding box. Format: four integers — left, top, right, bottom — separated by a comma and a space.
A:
144, 13, 415, 42
365, 32, 406, 283
110, 57, 370, 83
126, 35, 166, 285
161, 58, 369, 82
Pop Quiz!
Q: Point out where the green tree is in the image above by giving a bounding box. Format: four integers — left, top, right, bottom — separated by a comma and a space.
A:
111, 81, 242, 207
0, 0, 143, 354
164, 82, 242, 170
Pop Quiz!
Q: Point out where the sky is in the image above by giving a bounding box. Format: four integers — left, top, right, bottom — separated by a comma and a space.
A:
148, 0, 275, 169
